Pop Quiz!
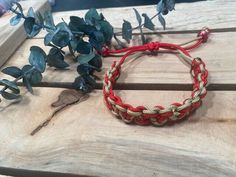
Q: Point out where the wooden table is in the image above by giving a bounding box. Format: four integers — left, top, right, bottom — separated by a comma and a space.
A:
0, 0, 236, 176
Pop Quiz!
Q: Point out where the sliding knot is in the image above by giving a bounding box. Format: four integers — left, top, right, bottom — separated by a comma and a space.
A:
146, 42, 159, 52
197, 27, 210, 43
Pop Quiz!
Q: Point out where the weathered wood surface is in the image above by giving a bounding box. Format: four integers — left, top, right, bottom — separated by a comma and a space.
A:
51, 0, 236, 32
0, 0, 50, 67
1, 32, 236, 86
0, 0, 236, 176
35, 0, 236, 39
0, 88, 236, 177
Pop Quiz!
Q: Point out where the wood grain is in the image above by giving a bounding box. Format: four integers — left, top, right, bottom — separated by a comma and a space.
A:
1, 32, 236, 86
0, 88, 235, 177
0, 0, 50, 67
48, 0, 236, 34
0, 1, 236, 176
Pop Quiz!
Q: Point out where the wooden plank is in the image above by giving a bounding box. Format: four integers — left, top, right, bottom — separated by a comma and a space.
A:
1, 32, 236, 86
0, 0, 50, 67
50, 0, 236, 33
0, 88, 235, 176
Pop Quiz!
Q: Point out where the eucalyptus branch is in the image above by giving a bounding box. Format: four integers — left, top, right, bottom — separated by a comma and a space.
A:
0, 67, 35, 90
10, 7, 54, 31
115, 0, 175, 44
0, 66, 36, 100
1, 1, 176, 104
115, 12, 159, 36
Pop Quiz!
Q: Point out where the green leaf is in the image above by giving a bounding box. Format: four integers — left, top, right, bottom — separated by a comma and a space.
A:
77, 53, 95, 65
157, 0, 164, 14
99, 21, 113, 43
22, 65, 33, 74
56, 22, 73, 37
85, 8, 101, 25
88, 54, 102, 69
29, 46, 47, 73
157, 0, 169, 15
44, 31, 55, 46
79, 24, 96, 35
83, 74, 96, 89
22, 65, 42, 85
10, 14, 22, 26
27, 7, 35, 18
36, 12, 44, 26
122, 20, 132, 43
2, 66, 22, 78
133, 8, 142, 25
166, 0, 175, 11
142, 13, 155, 30
68, 43, 75, 57
93, 19, 102, 30
79, 63, 100, 74
76, 40, 91, 54
0, 79, 19, 94
89, 31, 105, 51
44, 28, 60, 46
47, 48, 69, 69
72, 75, 96, 93
30, 70, 42, 84
44, 11, 55, 31
70, 38, 79, 51
14, 2, 24, 14
158, 14, 166, 30
24, 17, 41, 37
69, 16, 86, 32
133, 8, 145, 44
52, 29, 70, 48
69, 18, 96, 35
22, 65, 35, 93
1, 91, 20, 100
23, 77, 33, 94
72, 76, 87, 92
45, 23, 72, 47
77, 64, 90, 76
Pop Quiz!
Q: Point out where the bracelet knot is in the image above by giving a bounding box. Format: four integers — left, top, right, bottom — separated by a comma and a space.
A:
146, 42, 160, 52
197, 27, 210, 43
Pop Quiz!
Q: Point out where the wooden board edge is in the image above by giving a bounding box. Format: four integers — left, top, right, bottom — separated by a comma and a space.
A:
0, 0, 51, 67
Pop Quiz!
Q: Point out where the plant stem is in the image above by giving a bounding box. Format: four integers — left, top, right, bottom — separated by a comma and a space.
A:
10, 7, 55, 31
0, 67, 35, 95
115, 12, 159, 36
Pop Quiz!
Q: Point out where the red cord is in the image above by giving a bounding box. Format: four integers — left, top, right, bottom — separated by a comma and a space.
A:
102, 27, 210, 57
102, 28, 209, 126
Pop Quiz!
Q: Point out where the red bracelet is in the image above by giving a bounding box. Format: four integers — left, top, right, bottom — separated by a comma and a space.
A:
102, 28, 209, 126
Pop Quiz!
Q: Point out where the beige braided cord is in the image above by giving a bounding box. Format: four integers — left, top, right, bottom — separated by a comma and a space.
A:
103, 53, 208, 126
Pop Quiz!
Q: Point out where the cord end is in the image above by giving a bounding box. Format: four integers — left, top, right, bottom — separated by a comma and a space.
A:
197, 27, 210, 43
101, 47, 110, 57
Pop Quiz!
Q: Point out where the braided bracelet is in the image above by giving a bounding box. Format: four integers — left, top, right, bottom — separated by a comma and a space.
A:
102, 28, 209, 126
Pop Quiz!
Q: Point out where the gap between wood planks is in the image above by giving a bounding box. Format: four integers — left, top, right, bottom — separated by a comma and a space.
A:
16, 82, 236, 91
0, 166, 95, 177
